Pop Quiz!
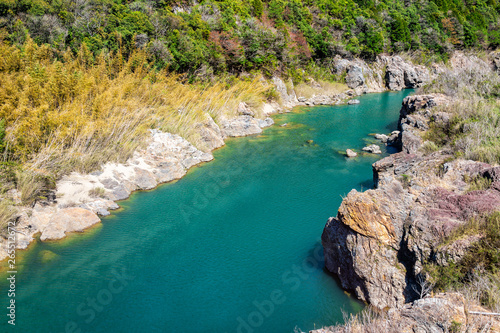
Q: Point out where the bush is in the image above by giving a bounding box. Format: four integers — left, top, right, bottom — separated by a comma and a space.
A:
0, 199, 17, 234
88, 187, 107, 198
465, 175, 492, 193
426, 212, 500, 310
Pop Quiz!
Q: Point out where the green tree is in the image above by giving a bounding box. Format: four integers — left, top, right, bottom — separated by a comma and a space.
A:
252, 0, 263, 17
463, 22, 477, 48
390, 15, 410, 51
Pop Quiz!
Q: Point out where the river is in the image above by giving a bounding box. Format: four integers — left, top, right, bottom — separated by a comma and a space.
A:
0, 89, 413, 333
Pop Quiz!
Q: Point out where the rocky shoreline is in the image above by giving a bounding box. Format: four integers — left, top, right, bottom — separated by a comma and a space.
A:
0, 53, 439, 262
319, 55, 500, 331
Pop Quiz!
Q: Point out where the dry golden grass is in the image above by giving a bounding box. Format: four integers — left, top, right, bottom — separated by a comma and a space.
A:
294, 80, 348, 99
0, 38, 271, 178
0, 200, 16, 232
419, 63, 500, 165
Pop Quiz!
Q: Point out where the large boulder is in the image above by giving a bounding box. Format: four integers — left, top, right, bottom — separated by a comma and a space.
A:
345, 65, 365, 89
385, 64, 405, 91
220, 115, 263, 137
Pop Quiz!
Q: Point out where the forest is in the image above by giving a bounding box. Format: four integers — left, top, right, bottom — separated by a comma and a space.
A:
0, 0, 499, 77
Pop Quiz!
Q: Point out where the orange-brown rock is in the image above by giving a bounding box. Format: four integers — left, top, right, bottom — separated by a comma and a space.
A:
338, 189, 397, 247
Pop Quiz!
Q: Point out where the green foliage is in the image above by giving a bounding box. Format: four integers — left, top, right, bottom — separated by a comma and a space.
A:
426, 212, 500, 303
252, 0, 263, 17
465, 175, 493, 192
449, 320, 462, 333
389, 13, 410, 51
0, 0, 498, 75
400, 174, 411, 189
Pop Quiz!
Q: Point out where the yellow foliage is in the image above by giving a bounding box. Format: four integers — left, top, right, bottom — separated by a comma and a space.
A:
0, 39, 271, 177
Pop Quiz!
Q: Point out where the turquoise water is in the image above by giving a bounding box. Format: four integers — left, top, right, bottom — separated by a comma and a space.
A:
0, 90, 412, 333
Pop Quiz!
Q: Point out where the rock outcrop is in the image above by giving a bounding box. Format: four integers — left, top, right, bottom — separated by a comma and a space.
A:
361, 144, 382, 154
322, 94, 500, 310
311, 293, 500, 333
346, 149, 357, 158
273, 76, 299, 108
397, 94, 450, 153
332, 55, 431, 94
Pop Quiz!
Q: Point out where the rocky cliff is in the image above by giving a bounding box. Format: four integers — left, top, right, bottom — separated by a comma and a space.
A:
319, 87, 500, 331
332, 54, 430, 94
322, 93, 500, 310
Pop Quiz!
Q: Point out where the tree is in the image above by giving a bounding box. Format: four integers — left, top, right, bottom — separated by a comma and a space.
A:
252, 0, 263, 18
390, 14, 410, 51
462, 21, 477, 48
412, 273, 434, 299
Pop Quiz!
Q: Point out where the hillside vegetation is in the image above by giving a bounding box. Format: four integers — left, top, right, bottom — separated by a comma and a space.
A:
1, 0, 500, 77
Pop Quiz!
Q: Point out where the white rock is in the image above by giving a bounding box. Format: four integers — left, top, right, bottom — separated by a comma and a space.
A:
346, 149, 358, 158
362, 144, 382, 154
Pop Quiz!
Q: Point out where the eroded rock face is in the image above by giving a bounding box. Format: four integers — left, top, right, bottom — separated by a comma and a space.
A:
345, 65, 366, 89
322, 94, 500, 311
334, 55, 431, 94
220, 115, 274, 137
397, 94, 450, 154
338, 189, 397, 246
272, 76, 298, 108
197, 116, 225, 151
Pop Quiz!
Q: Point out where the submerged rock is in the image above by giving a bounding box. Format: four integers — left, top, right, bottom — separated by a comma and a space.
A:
40, 207, 101, 241
362, 144, 382, 154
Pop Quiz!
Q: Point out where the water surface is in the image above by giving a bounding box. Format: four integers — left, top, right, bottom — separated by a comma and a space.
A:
0, 90, 413, 333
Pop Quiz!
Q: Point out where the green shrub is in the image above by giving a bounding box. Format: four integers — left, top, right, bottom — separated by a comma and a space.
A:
426, 212, 500, 309
88, 187, 107, 198
465, 175, 492, 193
